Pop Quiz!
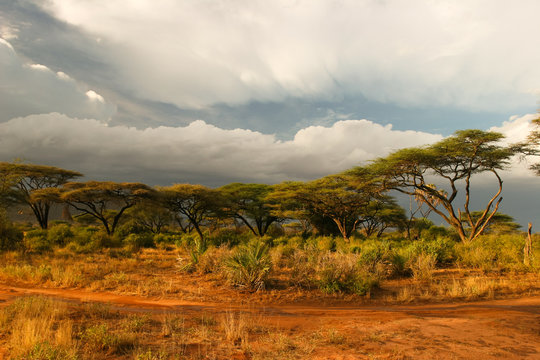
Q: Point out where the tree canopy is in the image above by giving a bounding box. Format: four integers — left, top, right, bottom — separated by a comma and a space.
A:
61, 181, 154, 235
218, 183, 281, 237
159, 184, 219, 241
0, 162, 82, 229
273, 169, 383, 241
370, 129, 517, 242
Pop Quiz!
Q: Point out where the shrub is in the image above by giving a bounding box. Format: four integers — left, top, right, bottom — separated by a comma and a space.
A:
316, 252, 378, 295
409, 252, 436, 281
153, 233, 182, 246
46, 224, 74, 246
0, 209, 23, 251
389, 248, 411, 277
289, 250, 317, 288
407, 237, 456, 265
80, 324, 136, 354
177, 236, 209, 273
273, 235, 305, 249
455, 233, 528, 271
225, 240, 272, 290
71, 226, 98, 245
124, 233, 155, 251
197, 246, 231, 274
92, 230, 120, 249
23, 229, 52, 253
455, 242, 497, 270
209, 228, 252, 247
357, 240, 391, 268
305, 236, 336, 252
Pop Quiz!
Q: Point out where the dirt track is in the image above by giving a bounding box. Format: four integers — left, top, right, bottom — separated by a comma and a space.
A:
1, 284, 540, 359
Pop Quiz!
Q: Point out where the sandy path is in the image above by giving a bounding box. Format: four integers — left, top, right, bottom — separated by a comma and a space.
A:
1, 284, 539, 359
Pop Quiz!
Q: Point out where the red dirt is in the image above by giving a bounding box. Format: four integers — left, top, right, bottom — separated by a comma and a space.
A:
1, 284, 539, 359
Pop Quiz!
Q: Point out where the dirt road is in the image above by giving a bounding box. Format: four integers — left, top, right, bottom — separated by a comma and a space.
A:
1, 284, 539, 359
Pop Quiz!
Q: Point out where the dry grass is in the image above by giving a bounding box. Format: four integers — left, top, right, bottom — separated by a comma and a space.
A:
0, 247, 538, 308
0, 296, 77, 358
388, 272, 540, 303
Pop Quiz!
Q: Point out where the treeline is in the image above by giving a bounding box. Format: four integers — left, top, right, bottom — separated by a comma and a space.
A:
0, 129, 533, 248
0, 128, 539, 294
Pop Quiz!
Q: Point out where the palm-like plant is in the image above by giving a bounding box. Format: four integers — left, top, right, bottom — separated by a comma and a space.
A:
225, 240, 271, 291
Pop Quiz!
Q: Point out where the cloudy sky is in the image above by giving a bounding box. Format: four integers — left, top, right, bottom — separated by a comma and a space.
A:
1, 0, 540, 226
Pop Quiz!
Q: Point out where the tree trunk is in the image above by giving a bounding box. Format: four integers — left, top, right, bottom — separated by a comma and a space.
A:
524, 222, 533, 266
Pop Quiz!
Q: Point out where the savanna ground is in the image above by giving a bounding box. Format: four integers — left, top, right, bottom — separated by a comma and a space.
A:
0, 244, 539, 360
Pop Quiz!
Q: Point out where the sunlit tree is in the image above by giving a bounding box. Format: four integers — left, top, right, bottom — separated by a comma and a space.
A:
0, 162, 82, 229
370, 130, 517, 242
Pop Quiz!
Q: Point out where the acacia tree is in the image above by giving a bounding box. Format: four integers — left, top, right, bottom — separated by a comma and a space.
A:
369, 130, 517, 242
272, 169, 382, 241
125, 200, 173, 234
0, 162, 82, 229
218, 183, 282, 237
159, 184, 219, 242
61, 181, 154, 235
360, 196, 407, 238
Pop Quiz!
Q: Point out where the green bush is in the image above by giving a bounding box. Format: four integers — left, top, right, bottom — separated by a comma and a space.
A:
71, 226, 98, 245
0, 210, 23, 251
173, 232, 199, 248
46, 224, 74, 246
23, 229, 52, 253
177, 235, 209, 273
389, 248, 411, 277
92, 231, 120, 249
153, 233, 182, 246
316, 252, 378, 295
314, 236, 336, 252
123, 233, 154, 251
357, 240, 391, 268
455, 233, 529, 271
225, 240, 272, 290
407, 237, 456, 265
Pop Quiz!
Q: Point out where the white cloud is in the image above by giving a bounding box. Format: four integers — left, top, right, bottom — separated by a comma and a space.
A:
0, 113, 441, 185
41, 0, 540, 111
0, 38, 115, 123
489, 113, 538, 145
86, 90, 105, 103
488, 113, 540, 179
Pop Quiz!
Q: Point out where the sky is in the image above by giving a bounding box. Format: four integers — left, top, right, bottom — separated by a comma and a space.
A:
1, 0, 540, 227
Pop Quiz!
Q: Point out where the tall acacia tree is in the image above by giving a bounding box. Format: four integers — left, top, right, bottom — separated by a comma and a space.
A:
61, 181, 154, 235
159, 184, 219, 242
369, 130, 517, 242
0, 162, 82, 229
218, 183, 282, 237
